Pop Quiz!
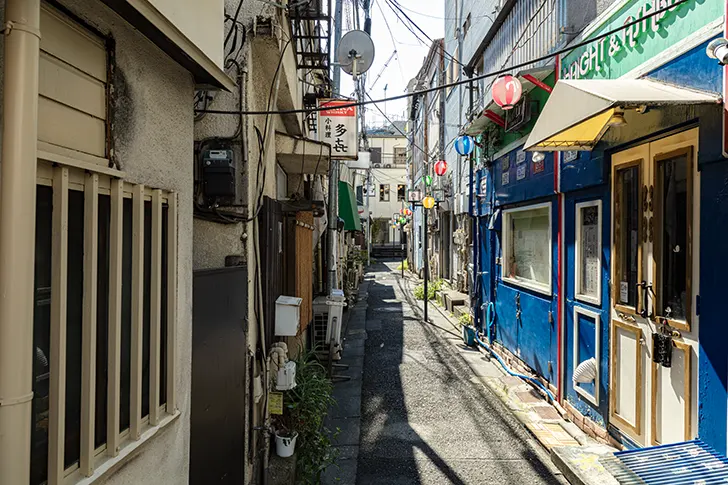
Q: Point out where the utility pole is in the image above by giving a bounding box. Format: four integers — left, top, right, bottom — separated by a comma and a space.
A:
328, 160, 339, 293
328, 0, 343, 293
423, 206, 429, 322
468, 77, 478, 328
333, 0, 343, 95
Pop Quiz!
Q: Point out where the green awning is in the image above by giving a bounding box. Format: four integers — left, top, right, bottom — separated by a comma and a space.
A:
338, 181, 362, 231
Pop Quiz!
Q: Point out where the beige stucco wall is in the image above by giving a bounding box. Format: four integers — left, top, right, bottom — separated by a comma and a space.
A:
149, 0, 224, 68
44, 1, 195, 483
369, 135, 407, 166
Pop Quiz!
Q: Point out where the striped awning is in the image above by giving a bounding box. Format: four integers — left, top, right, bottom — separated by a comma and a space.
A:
602, 440, 728, 484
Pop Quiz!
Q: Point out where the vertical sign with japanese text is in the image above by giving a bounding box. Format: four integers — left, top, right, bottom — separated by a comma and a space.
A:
317, 99, 358, 160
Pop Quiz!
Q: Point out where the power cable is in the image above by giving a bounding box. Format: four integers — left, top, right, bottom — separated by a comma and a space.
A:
395, 2, 494, 22
386, 0, 465, 67
383, 0, 428, 45
476, 0, 553, 109
196, 0, 690, 118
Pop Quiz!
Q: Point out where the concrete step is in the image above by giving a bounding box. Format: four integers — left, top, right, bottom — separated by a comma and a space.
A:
443, 290, 468, 312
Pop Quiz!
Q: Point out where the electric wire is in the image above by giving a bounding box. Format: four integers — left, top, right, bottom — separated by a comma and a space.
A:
385, 0, 465, 67
382, 0, 430, 48
196, 0, 689, 120
476, 0, 554, 109
394, 2, 494, 23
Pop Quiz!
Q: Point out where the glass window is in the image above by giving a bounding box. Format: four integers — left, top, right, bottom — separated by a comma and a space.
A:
397, 185, 406, 202
31, 185, 53, 485
502, 204, 551, 294
575, 201, 602, 304
96, 194, 111, 448
657, 152, 689, 321
65, 189, 84, 469
615, 165, 640, 309
379, 184, 390, 202
394, 147, 406, 164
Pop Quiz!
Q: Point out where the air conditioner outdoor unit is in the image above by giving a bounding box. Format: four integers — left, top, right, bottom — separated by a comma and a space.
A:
312, 296, 330, 351
312, 291, 347, 360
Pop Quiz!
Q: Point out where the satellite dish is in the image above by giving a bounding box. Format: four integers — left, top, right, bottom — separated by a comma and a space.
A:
337, 30, 375, 77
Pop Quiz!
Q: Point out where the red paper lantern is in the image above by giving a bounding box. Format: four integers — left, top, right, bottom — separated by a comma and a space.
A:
405, 208, 412, 216
434, 160, 448, 176
492, 75, 522, 110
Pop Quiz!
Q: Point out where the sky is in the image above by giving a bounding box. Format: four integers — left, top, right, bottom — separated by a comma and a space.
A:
337, 0, 445, 128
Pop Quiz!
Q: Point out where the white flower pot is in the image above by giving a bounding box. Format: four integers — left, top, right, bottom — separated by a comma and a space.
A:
275, 431, 298, 458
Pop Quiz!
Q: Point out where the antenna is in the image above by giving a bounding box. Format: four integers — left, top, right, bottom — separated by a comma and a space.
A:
336, 30, 375, 81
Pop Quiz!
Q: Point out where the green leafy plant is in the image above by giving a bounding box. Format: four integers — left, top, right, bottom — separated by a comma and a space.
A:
458, 312, 472, 326
395, 260, 409, 271
413, 278, 444, 300
277, 349, 339, 484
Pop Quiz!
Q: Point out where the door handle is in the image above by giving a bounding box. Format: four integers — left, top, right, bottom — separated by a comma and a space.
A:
639, 281, 648, 318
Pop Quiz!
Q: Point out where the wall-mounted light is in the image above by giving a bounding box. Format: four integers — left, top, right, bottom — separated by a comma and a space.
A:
531, 151, 545, 163
608, 112, 627, 127
706, 37, 728, 65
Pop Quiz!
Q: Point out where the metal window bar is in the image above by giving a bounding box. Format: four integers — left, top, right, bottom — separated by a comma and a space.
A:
80, 172, 99, 476
166, 192, 177, 414
149, 189, 162, 426
49, 166, 69, 485
107, 178, 123, 457
130, 183, 145, 440
37, 157, 177, 480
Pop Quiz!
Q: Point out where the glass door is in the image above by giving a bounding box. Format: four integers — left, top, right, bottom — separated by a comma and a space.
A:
609, 129, 698, 446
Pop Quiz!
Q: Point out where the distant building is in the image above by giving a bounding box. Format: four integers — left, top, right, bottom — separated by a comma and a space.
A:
357, 123, 408, 245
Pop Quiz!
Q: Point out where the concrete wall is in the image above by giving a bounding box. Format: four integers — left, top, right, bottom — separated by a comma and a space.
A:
149, 0, 224, 67
368, 167, 407, 219
369, 134, 407, 166
56, 0, 195, 483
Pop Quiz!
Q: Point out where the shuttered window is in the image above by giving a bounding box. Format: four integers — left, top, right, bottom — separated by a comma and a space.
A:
39, 5, 108, 160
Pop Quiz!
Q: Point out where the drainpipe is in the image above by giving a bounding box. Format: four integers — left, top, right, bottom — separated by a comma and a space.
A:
468, 77, 478, 328
554, 57, 564, 403
0, 0, 41, 482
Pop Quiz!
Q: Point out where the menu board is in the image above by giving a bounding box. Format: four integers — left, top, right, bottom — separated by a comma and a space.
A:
580, 205, 600, 297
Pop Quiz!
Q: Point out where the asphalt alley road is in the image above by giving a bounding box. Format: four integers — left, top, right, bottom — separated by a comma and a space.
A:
356, 261, 567, 485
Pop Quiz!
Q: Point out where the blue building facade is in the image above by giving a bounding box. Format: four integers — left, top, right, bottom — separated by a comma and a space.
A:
466, 0, 728, 453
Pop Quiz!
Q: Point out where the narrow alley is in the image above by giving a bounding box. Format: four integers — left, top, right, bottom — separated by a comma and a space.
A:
348, 261, 566, 484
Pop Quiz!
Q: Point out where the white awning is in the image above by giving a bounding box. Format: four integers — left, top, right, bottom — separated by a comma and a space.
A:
523, 79, 721, 151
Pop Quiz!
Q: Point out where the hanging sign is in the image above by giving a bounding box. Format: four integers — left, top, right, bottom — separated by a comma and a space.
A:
317, 99, 358, 160
561, 0, 722, 80
408, 189, 422, 202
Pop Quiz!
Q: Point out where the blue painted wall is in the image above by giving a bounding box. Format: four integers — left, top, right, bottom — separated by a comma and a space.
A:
494, 148, 555, 206
648, 36, 722, 95
560, 150, 607, 193
563, 185, 611, 426
697, 158, 728, 455
492, 195, 559, 383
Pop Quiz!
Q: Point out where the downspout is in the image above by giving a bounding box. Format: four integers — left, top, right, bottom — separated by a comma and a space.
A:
438, 42, 446, 279
468, 77, 478, 328
554, 56, 564, 403
423, 91, 429, 277
0, 0, 41, 483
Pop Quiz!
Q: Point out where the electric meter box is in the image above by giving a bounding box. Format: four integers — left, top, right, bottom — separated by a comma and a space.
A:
275, 296, 303, 336
202, 149, 235, 198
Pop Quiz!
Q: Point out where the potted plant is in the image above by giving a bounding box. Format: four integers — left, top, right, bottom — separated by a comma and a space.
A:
272, 418, 298, 458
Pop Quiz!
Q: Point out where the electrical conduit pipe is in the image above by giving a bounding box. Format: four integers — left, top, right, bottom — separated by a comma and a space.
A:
0, 0, 41, 483
473, 331, 555, 402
